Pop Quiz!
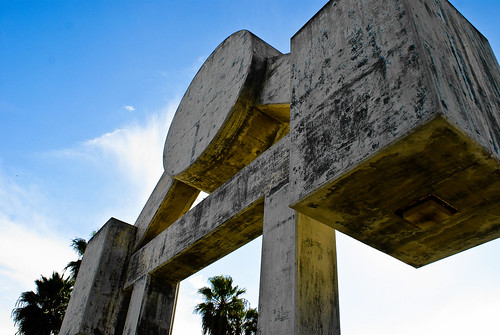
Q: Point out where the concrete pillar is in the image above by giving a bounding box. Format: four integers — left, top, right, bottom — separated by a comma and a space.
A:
59, 218, 136, 335
122, 275, 179, 335
258, 184, 340, 335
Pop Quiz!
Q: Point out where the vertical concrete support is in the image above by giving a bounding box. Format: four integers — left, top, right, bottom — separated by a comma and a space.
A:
258, 185, 340, 335
60, 218, 136, 335
296, 212, 340, 334
259, 186, 296, 335
122, 276, 179, 335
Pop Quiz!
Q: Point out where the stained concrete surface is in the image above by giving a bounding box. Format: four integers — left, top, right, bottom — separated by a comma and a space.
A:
163, 30, 287, 192
126, 136, 289, 287
134, 172, 199, 249
122, 276, 178, 335
290, 0, 500, 267
60, 218, 136, 335
293, 115, 500, 267
61, 1, 500, 334
259, 184, 340, 335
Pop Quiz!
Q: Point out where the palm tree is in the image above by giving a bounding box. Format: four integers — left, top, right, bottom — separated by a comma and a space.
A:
242, 308, 258, 335
64, 237, 87, 281
12, 272, 73, 335
194, 275, 248, 335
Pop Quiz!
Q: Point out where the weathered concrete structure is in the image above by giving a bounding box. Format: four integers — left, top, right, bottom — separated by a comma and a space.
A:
60, 0, 499, 334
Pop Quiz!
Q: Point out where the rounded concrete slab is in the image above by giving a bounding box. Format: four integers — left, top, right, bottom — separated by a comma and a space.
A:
163, 30, 284, 192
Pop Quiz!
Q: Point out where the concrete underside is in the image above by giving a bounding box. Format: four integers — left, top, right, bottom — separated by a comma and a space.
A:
293, 115, 500, 267
134, 173, 200, 249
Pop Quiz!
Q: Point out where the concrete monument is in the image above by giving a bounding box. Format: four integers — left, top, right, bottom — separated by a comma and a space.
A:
60, 0, 499, 334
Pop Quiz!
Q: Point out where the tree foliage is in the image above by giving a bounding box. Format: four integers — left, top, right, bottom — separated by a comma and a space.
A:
64, 237, 88, 281
12, 236, 89, 335
242, 308, 258, 335
11, 272, 73, 335
194, 275, 258, 335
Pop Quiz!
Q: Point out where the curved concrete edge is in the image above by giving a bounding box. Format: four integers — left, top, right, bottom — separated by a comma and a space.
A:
163, 31, 287, 192
162, 30, 255, 174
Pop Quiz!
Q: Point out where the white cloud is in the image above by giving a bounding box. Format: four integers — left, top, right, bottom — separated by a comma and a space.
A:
172, 275, 205, 334
187, 274, 208, 290
124, 105, 135, 112
49, 99, 180, 223
0, 308, 16, 335
336, 232, 500, 335
1, 98, 181, 333
0, 171, 76, 333
83, 101, 177, 192
81, 100, 179, 222
0, 215, 73, 289
0, 171, 74, 288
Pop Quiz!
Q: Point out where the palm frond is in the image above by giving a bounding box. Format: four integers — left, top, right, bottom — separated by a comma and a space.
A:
12, 272, 73, 335
70, 238, 87, 257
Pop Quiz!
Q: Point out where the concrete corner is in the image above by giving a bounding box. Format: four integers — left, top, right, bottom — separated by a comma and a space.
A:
60, 218, 136, 335
290, 0, 500, 266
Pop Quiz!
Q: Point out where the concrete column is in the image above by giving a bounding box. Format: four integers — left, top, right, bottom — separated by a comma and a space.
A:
258, 184, 340, 335
122, 275, 179, 335
60, 218, 136, 335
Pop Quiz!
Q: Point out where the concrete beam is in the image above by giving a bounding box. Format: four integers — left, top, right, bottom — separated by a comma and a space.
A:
126, 136, 290, 287
60, 218, 136, 335
134, 172, 199, 249
293, 115, 500, 267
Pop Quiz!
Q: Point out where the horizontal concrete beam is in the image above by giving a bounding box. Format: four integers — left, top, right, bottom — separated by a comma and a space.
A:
125, 136, 290, 287
134, 172, 199, 249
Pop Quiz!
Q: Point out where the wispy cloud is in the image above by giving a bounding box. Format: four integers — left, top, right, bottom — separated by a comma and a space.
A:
0, 170, 74, 288
1, 98, 181, 333
50, 98, 180, 222
124, 105, 135, 112
0, 171, 75, 334
83, 100, 178, 213
0, 216, 73, 289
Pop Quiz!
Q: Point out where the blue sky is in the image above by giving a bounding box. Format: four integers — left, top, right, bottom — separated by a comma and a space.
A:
1, 0, 499, 334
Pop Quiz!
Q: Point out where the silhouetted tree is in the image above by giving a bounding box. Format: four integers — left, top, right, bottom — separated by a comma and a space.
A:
12, 272, 73, 335
242, 308, 258, 335
64, 237, 88, 281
